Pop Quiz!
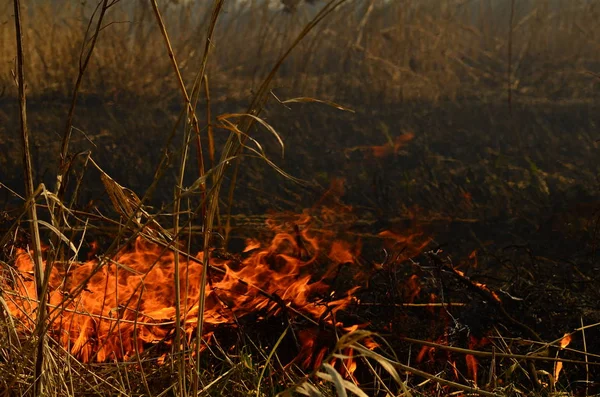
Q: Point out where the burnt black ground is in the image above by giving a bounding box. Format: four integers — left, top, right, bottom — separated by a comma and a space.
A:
1, 96, 599, 392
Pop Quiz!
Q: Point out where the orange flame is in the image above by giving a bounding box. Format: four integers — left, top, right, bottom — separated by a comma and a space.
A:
404, 275, 421, 303
466, 335, 489, 384
295, 325, 377, 381
559, 333, 573, 349
4, 199, 431, 376
468, 249, 478, 269
5, 216, 365, 362
378, 230, 431, 266
5, 209, 427, 365
453, 268, 501, 303
345, 132, 415, 159
553, 333, 573, 385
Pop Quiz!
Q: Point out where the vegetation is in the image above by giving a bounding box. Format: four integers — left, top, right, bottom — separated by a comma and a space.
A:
1, 0, 599, 103
1, 0, 599, 396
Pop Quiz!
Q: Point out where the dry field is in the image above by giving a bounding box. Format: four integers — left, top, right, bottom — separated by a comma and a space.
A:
1, 1, 600, 396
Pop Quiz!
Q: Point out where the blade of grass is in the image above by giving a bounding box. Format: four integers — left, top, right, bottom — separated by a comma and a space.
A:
221, 0, 350, 245
256, 325, 289, 396
57, 0, 109, 198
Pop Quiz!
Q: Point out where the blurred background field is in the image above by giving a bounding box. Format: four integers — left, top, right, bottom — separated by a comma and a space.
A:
2, 0, 600, 101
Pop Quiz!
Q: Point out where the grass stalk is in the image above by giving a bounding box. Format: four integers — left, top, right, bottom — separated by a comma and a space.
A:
581, 317, 589, 396
222, 0, 349, 245
149, 0, 208, 197
56, 0, 109, 197
12, 0, 47, 394
3, 2, 595, 396
149, 2, 224, 394
148, 2, 193, 393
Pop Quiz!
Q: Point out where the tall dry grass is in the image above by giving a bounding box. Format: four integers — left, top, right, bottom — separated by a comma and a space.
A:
0, 0, 599, 105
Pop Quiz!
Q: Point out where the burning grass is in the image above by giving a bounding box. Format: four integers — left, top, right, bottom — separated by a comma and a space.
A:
1, 0, 600, 396
3, 200, 599, 396
4, 212, 370, 363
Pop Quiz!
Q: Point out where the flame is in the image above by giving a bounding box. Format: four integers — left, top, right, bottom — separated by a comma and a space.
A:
378, 230, 431, 265
416, 344, 432, 364
295, 325, 378, 381
242, 238, 261, 252
416, 297, 451, 367
4, 210, 426, 365
465, 354, 478, 383
466, 335, 489, 384
415, 303, 489, 386
340, 347, 357, 379
5, 216, 359, 362
297, 328, 329, 369
559, 333, 572, 349
404, 274, 421, 303
453, 268, 501, 303
345, 132, 415, 159
553, 333, 573, 386
468, 249, 478, 269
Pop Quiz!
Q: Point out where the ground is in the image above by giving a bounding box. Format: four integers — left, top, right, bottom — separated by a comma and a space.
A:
2, 95, 599, 394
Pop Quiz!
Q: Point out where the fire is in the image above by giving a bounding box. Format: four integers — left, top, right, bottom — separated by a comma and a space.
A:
378, 229, 431, 265
4, 215, 358, 362
559, 333, 573, 349
344, 131, 415, 159
3, 211, 423, 365
465, 335, 489, 384
404, 274, 421, 303
294, 325, 379, 381
553, 333, 573, 386
414, 294, 489, 386
453, 268, 501, 303
468, 249, 478, 269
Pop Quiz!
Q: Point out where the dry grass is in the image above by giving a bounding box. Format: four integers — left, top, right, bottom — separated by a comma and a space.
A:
0, 0, 599, 104
1, 1, 600, 396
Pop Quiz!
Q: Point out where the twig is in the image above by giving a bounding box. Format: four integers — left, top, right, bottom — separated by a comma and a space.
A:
581, 317, 589, 396
148, 2, 224, 394
429, 252, 542, 342
400, 337, 598, 366
204, 75, 215, 167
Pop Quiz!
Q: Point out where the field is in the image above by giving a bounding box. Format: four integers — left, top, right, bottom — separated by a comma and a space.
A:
1, 0, 600, 396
